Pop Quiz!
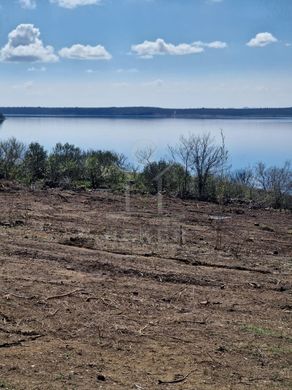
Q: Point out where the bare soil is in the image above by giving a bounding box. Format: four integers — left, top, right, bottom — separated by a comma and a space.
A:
0, 183, 291, 389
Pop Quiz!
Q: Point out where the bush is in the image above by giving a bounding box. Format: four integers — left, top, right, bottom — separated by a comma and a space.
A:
85, 150, 125, 189
141, 160, 186, 195
47, 143, 85, 187
23, 142, 48, 184
0, 137, 26, 180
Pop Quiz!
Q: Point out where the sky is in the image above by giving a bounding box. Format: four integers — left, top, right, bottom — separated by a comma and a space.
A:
0, 0, 291, 107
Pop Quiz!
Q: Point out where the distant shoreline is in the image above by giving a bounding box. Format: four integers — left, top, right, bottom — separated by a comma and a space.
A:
1, 106, 292, 120
2, 114, 292, 120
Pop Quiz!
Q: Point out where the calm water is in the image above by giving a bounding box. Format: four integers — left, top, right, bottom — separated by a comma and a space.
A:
0, 117, 291, 169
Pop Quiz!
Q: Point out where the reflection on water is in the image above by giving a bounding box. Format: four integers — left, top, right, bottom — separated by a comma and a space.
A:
0, 117, 291, 169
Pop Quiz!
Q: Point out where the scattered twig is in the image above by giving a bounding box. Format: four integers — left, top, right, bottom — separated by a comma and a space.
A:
0, 335, 42, 348
158, 370, 195, 385
206, 352, 222, 366
138, 324, 149, 334
100, 297, 120, 309
47, 308, 60, 317
167, 287, 188, 302
0, 289, 34, 300
0, 326, 40, 337
58, 193, 69, 202
46, 288, 83, 300
165, 335, 194, 344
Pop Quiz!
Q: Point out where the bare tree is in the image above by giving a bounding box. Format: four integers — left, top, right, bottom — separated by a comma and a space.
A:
191, 132, 228, 199
169, 132, 228, 199
229, 167, 254, 199
135, 145, 156, 166
169, 135, 193, 197
255, 161, 292, 208
231, 167, 254, 187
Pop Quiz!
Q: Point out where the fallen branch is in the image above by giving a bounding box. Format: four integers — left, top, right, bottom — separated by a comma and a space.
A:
158, 370, 195, 385
0, 335, 42, 348
46, 288, 83, 300
0, 289, 34, 300
0, 326, 40, 336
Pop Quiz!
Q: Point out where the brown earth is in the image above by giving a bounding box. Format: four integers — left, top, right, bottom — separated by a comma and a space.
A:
0, 183, 291, 389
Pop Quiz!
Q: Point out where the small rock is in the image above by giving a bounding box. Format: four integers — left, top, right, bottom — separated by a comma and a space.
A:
97, 374, 106, 382
217, 345, 227, 353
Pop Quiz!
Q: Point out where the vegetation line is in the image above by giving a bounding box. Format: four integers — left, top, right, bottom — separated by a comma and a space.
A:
0, 133, 290, 209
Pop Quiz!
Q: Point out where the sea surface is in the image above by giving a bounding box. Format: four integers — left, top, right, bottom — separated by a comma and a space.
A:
0, 117, 291, 169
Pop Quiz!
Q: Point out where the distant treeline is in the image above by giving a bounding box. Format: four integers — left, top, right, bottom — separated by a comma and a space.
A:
0, 113, 4, 122
1, 106, 292, 118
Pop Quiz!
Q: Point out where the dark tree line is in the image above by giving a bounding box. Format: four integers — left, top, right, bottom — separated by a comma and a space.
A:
0, 135, 291, 209
1, 107, 292, 118
0, 138, 126, 190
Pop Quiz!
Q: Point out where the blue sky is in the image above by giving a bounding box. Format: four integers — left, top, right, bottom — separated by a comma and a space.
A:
0, 0, 291, 107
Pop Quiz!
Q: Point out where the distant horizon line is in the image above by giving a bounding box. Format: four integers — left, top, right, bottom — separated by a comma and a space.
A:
1, 106, 292, 110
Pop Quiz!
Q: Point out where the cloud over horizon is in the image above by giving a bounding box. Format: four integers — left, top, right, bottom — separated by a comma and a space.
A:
2, 0, 291, 108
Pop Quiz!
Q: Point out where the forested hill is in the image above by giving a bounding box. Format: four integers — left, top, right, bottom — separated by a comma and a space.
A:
1, 107, 292, 119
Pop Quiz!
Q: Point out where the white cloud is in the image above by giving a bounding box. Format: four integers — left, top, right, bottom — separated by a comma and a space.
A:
247, 32, 278, 47
205, 41, 227, 49
12, 81, 34, 90
142, 79, 164, 88
59, 44, 112, 60
28, 66, 47, 71
19, 0, 37, 9
50, 0, 100, 8
0, 24, 58, 63
117, 68, 139, 73
192, 40, 228, 49
131, 38, 227, 58
132, 39, 203, 58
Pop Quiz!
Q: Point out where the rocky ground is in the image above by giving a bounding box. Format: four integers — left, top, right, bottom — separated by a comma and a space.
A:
0, 183, 291, 389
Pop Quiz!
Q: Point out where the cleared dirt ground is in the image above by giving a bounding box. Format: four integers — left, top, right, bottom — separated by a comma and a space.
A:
0, 183, 291, 389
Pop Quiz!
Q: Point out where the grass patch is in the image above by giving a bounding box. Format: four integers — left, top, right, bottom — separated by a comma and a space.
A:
241, 324, 292, 341
0, 381, 14, 390
259, 224, 275, 232
268, 346, 292, 355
